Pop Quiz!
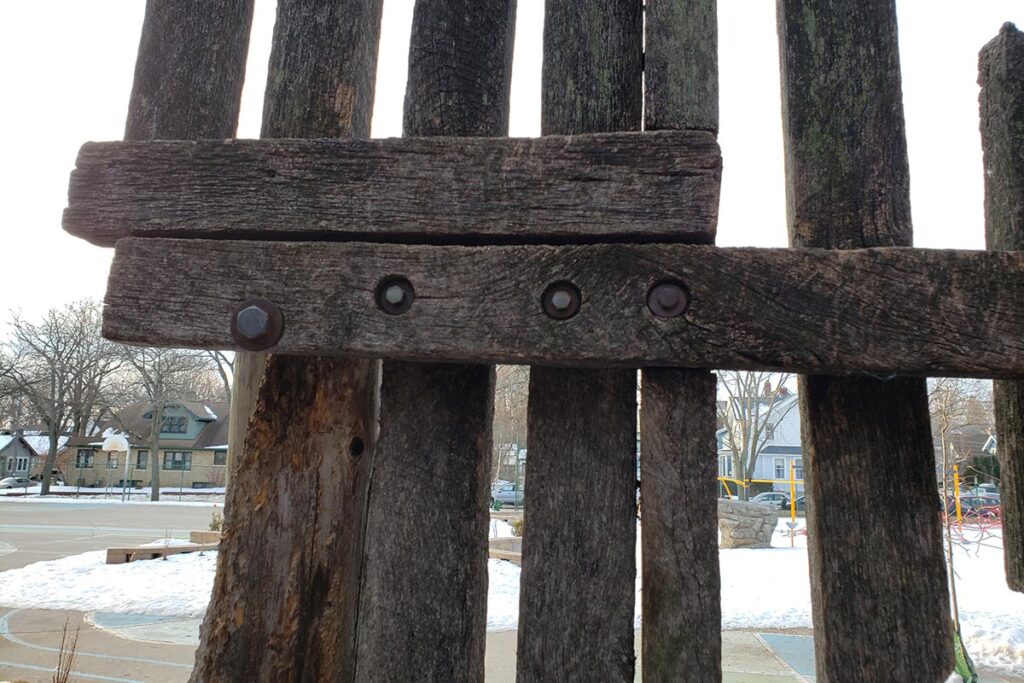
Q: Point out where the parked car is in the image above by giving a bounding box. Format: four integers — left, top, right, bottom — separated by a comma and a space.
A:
751, 491, 790, 510
29, 472, 65, 486
946, 494, 1001, 519
491, 484, 524, 507
0, 477, 33, 489
967, 483, 999, 498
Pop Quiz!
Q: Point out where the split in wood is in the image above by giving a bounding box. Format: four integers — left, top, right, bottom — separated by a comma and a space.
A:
63, 131, 720, 247
104, 238, 1024, 378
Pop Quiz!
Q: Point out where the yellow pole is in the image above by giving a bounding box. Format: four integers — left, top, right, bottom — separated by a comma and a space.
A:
953, 464, 962, 531
789, 461, 797, 547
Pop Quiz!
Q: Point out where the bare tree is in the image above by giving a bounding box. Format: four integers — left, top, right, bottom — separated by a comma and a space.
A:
716, 371, 797, 499
929, 378, 994, 487
492, 365, 529, 482
205, 351, 234, 403
0, 300, 120, 493
124, 347, 214, 500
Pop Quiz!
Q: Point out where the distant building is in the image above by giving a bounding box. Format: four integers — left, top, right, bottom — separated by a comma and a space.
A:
67, 401, 230, 489
0, 431, 40, 479
716, 391, 804, 494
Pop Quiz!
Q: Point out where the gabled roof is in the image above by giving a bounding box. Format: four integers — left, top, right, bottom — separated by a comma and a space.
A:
0, 434, 38, 457
91, 401, 231, 451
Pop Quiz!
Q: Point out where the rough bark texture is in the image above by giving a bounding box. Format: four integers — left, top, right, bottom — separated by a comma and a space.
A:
351, 2, 513, 681
517, 1, 641, 681
778, 1, 953, 679
644, 0, 718, 134
518, 369, 638, 681
640, 5, 721, 680
980, 22, 1024, 592
640, 369, 720, 681
106, 240, 1024, 378
191, 1, 384, 680
64, 132, 720, 247
124, 0, 254, 141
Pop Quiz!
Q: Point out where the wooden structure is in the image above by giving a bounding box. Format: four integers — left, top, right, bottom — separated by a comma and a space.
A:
63, 1, 1024, 681
106, 542, 219, 565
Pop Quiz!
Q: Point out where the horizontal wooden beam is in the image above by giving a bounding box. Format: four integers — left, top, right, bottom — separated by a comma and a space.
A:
63, 130, 720, 247
104, 239, 1024, 378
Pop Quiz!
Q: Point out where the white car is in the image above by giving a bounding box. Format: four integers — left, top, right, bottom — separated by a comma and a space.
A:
0, 477, 33, 489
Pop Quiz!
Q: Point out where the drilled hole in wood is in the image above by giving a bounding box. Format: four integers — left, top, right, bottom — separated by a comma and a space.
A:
349, 437, 365, 457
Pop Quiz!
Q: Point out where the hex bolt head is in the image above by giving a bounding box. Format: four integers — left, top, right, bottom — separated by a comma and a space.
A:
376, 277, 415, 315
230, 298, 284, 351
235, 306, 269, 340
541, 281, 581, 320
647, 281, 690, 318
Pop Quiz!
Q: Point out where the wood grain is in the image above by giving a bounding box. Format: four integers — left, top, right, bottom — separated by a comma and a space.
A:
105, 239, 1024, 379
778, 1, 953, 679
124, 0, 254, 142
63, 131, 720, 247
517, 1, 641, 681
644, 0, 718, 133
640, 2, 721, 678
640, 369, 720, 681
351, 2, 513, 681
981, 22, 1024, 593
190, 1, 384, 681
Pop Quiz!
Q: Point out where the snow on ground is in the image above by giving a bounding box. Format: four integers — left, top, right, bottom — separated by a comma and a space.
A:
0, 519, 1019, 673
0, 545, 216, 617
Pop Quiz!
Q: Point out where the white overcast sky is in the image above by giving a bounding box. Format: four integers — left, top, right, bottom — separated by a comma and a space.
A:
1, 1, 1021, 318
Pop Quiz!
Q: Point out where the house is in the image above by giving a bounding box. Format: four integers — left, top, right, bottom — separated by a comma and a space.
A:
0, 431, 41, 479
716, 391, 804, 495
67, 401, 230, 489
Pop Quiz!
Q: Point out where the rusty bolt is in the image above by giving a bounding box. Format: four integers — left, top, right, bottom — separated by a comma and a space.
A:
230, 298, 284, 351
541, 281, 581, 320
647, 281, 690, 318
376, 277, 415, 315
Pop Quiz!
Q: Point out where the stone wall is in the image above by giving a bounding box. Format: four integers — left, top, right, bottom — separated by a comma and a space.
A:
718, 499, 778, 549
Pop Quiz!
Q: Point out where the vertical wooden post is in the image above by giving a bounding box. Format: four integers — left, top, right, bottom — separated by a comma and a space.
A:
980, 22, 1024, 593
517, 2, 641, 680
352, 2, 515, 681
640, 370, 720, 680
123, 0, 255, 502
777, 2, 953, 679
640, 2, 721, 681
192, 1, 384, 680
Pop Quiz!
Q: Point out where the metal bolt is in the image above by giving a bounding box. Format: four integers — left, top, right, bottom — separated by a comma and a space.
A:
376, 277, 415, 315
541, 282, 581, 320
647, 281, 690, 318
230, 298, 284, 350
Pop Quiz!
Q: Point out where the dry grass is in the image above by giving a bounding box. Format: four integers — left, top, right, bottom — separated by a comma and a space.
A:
52, 616, 79, 683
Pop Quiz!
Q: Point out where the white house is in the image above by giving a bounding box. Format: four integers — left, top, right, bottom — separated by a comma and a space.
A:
0, 431, 40, 479
716, 392, 804, 494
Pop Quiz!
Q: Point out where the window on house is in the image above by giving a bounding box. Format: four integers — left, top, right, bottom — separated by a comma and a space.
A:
135, 450, 149, 469
794, 459, 803, 480
163, 451, 192, 471
765, 424, 775, 440
5, 457, 12, 472
107, 455, 118, 470
76, 449, 95, 469
160, 416, 188, 434
15, 457, 28, 471
213, 451, 227, 466
774, 457, 786, 479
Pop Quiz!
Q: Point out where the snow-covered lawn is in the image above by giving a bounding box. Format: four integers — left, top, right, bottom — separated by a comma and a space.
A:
0, 520, 1019, 673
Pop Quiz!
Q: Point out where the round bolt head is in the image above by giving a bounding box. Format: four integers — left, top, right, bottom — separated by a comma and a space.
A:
647, 281, 690, 318
230, 298, 284, 351
235, 305, 270, 340
376, 277, 415, 315
541, 282, 581, 320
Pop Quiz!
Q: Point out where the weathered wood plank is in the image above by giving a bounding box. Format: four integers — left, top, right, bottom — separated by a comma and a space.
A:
641, 3, 722, 680
124, 0, 254, 141
778, 1, 953, 679
106, 239, 1024, 378
981, 22, 1024, 593
191, 1, 384, 681
518, 369, 638, 681
64, 131, 720, 247
352, 2, 513, 681
517, 1, 641, 681
640, 369, 720, 681
644, 0, 718, 134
